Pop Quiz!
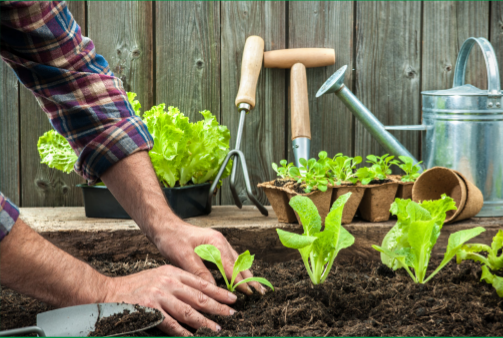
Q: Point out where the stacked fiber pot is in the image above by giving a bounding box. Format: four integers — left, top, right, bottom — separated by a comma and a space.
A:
259, 153, 483, 224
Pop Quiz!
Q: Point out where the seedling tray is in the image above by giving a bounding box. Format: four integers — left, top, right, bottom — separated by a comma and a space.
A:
78, 183, 212, 219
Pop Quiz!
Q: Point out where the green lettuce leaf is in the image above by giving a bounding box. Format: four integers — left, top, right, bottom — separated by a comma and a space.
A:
481, 265, 503, 297
37, 130, 78, 173
127, 92, 142, 116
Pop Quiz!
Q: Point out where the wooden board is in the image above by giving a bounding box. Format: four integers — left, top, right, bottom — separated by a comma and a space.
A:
20, 206, 503, 264
354, 2, 422, 164
0, 60, 20, 205
422, 2, 489, 92
19, 2, 87, 207
491, 2, 503, 87
288, 1, 355, 159
87, 1, 153, 111
220, 2, 287, 206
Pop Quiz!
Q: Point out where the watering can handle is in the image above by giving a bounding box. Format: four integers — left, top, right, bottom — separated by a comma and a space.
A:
453, 37, 501, 97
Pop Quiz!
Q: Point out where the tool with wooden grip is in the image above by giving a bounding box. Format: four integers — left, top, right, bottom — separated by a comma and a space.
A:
264, 48, 335, 167
208, 36, 268, 216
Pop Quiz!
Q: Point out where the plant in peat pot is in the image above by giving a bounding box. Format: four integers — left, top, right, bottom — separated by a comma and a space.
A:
327, 153, 362, 185
276, 193, 355, 285
366, 154, 399, 180
397, 156, 422, 183
194, 245, 274, 292
456, 230, 503, 296
271, 159, 295, 188
289, 154, 332, 193
372, 195, 486, 283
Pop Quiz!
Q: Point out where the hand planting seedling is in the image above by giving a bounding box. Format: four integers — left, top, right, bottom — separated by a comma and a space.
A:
373, 195, 485, 284
456, 230, 503, 297
272, 159, 294, 179
366, 154, 399, 180
328, 154, 362, 185
289, 156, 330, 193
194, 244, 274, 292
397, 156, 422, 182
276, 193, 355, 285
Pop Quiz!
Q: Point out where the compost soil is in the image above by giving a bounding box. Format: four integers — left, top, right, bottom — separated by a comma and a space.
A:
367, 179, 392, 185
273, 179, 296, 188
1, 256, 502, 337
88, 304, 162, 337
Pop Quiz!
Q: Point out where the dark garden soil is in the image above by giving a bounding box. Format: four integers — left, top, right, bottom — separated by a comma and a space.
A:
274, 179, 296, 188
88, 304, 162, 337
367, 179, 392, 185
1, 255, 502, 337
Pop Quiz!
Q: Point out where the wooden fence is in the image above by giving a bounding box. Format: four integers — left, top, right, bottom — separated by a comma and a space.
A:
1, 1, 502, 208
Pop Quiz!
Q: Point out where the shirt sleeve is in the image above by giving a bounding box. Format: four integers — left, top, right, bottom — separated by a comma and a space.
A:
0, 1, 153, 184
0, 192, 19, 242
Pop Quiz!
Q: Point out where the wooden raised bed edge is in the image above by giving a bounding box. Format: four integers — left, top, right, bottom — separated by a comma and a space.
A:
21, 206, 503, 264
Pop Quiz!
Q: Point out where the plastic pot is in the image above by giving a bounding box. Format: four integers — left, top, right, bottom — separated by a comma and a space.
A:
78, 182, 212, 219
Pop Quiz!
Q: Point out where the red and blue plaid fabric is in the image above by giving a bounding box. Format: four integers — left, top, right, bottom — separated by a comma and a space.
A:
0, 1, 154, 240
0, 193, 19, 242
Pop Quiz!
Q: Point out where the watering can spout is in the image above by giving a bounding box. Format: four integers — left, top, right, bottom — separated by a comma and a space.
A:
316, 65, 424, 171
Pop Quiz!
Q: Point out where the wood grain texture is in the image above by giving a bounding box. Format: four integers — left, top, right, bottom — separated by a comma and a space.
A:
422, 2, 490, 93
354, 2, 421, 163
220, 2, 286, 206
0, 62, 20, 204
288, 1, 354, 161
19, 2, 87, 207
87, 1, 153, 111
491, 2, 503, 87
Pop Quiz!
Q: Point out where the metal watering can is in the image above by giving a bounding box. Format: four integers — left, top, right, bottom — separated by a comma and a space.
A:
317, 37, 503, 217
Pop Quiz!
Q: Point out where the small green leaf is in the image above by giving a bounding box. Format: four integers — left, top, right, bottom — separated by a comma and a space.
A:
289, 196, 322, 235
277, 229, 318, 249
481, 265, 503, 297
272, 163, 278, 172
280, 159, 287, 167
231, 250, 254, 287
194, 244, 229, 288
233, 277, 274, 292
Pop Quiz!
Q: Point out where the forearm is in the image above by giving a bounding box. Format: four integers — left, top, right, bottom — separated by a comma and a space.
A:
0, 218, 109, 307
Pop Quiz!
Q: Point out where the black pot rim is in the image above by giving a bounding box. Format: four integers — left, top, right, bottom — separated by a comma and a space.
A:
77, 182, 212, 190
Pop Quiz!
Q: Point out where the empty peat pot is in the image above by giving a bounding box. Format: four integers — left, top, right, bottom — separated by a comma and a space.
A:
78, 183, 212, 219
411, 167, 483, 223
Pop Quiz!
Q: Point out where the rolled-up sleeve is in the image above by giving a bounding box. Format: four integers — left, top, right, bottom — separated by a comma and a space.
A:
0, 1, 153, 183
0, 193, 19, 242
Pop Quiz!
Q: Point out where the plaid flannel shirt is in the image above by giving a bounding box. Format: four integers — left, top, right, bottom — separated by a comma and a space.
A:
0, 1, 154, 241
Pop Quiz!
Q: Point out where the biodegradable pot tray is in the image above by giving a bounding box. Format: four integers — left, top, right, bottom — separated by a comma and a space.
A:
389, 175, 414, 200
257, 181, 297, 223
78, 183, 212, 219
285, 187, 333, 226
358, 181, 399, 222
330, 183, 365, 224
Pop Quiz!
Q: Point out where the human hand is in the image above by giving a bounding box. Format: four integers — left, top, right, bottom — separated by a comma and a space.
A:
154, 222, 267, 296
104, 264, 237, 336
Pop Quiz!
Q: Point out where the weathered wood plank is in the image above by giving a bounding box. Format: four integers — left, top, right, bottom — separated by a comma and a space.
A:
220, 2, 287, 206
354, 2, 422, 164
288, 1, 355, 159
87, 1, 153, 111
422, 2, 489, 93
0, 62, 20, 205
491, 2, 503, 87
19, 2, 87, 207
20, 206, 502, 263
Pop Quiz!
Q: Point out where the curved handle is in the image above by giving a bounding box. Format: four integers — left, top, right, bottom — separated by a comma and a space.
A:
235, 36, 264, 109
290, 63, 311, 140
453, 37, 501, 96
0, 326, 46, 337
264, 48, 335, 69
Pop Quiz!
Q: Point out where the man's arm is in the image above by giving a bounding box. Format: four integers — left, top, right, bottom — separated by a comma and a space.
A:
0, 217, 237, 336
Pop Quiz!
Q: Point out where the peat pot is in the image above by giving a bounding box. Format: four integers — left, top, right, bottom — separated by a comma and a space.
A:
78, 183, 212, 219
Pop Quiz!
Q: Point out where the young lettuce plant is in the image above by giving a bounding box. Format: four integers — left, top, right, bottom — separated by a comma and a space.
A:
366, 154, 399, 179
276, 193, 355, 285
329, 154, 362, 185
372, 195, 486, 284
456, 230, 503, 297
194, 245, 274, 292
398, 156, 422, 182
272, 159, 294, 179
289, 157, 329, 193
354, 166, 378, 185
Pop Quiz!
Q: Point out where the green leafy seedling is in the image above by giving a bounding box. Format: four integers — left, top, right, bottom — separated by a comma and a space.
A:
481, 265, 503, 297
398, 156, 422, 182
272, 159, 294, 179
328, 154, 362, 185
372, 195, 485, 283
276, 193, 355, 285
366, 154, 399, 179
355, 167, 377, 185
288, 155, 329, 193
194, 244, 274, 292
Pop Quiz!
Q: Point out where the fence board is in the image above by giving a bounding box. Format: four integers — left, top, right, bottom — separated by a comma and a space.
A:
0, 62, 19, 205
220, 1, 286, 206
422, 2, 489, 93
288, 1, 355, 160
354, 1, 422, 163
87, 1, 153, 111
491, 2, 503, 86
19, 1, 86, 207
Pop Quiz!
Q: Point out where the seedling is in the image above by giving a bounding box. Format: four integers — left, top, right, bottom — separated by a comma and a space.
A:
328, 154, 362, 185
272, 159, 294, 179
194, 245, 274, 292
373, 195, 485, 284
366, 154, 398, 179
276, 193, 355, 285
354, 166, 378, 185
456, 230, 503, 297
398, 156, 422, 182
289, 156, 330, 193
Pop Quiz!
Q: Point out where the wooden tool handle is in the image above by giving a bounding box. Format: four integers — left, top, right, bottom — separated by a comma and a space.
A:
290, 63, 311, 140
264, 48, 335, 69
235, 36, 265, 109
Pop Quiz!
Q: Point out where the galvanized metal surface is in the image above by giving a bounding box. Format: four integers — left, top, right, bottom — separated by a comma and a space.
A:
292, 137, 311, 167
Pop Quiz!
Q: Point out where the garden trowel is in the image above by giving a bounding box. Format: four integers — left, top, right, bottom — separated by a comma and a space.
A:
0, 303, 163, 337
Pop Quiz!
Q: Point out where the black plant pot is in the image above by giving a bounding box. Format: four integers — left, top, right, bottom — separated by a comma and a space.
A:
78, 182, 212, 219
